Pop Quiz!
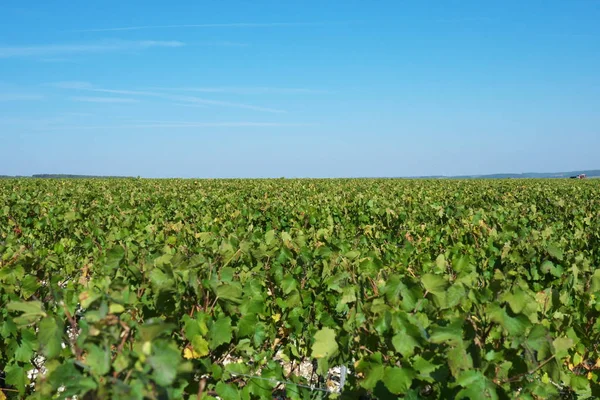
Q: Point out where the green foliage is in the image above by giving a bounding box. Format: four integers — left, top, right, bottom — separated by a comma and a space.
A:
1, 178, 600, 398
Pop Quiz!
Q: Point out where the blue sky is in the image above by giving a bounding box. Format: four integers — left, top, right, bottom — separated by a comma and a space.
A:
1, 0, 599, 178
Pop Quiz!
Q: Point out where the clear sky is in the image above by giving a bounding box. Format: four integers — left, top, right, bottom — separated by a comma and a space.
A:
1, 0, 599, 178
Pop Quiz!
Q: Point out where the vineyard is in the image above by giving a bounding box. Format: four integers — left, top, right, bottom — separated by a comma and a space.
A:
1, 178, 600, 399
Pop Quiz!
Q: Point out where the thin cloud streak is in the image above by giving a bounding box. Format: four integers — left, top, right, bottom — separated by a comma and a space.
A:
40, 122, 309, 130
50, 82, 287, 113
172, 103, 208, 109
70, 96, 140, 103
93, 88, 162, 96
48, 81, 94, 89
197, 41, 248, 47
74, 22, 331, 33
169, 95, 286, 113
0, 94, 44, 101
127, 122, 304, 128
0, 40, 185, 58
152, 86, 331, 94
0, 115, 312, 132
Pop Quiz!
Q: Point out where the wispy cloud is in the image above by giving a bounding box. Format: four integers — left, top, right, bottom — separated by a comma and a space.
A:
0, 114, 310, 132
0, 40, 184, 58
0, 93, 44, 101
70, 96, 140, 103
151, 86, 330, 94
168, 95, 286, 113
122, 121, 304, 128
49, 81, 94, 89
60, 112, 95, 117
92, 88, 160, 96
50, 82, 287, 113
38, 58, 77, 63
74, 22, 330, 33
9, 121, 308, 131
197, 41, 248, 47
433, 17, 494, 24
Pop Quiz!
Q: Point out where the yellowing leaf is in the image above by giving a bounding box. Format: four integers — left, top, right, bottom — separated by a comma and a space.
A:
109, 303, 125, 314
191, 336, 209, 357
183, 347, 202, 359
311, 327, 338, 359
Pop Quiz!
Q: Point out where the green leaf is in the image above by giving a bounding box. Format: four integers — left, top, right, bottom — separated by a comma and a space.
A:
225, 361, 250, 376
67, 377, 98, 397
113, 352, 129, 373
220, 267, 235, 282
374, 313, 391, 335
253, 323, 267, 347
79, 289, 102, 309
0, 318, 17, 338
237, 313, 258, 338
503, 288, 529, 314
435, 254, 446, 271
553, 337, 574, 360
148, 341, 181, 386
105, 245, 125, 268
340, 286, 357, 304
139, 320, 176, 342
345, 250, 360, 260
210, 317, 233, 350
216, 382, 241, 400
38, 316, 64, 359
356, 353, 384, 390
265, 230, 276, 245
149, 268, 174, 291
422, 273, 447, 296
384, 275, 403, 305
392, 333, 420, 357
19, 274, 40, 298
311, 327, 338, 359
85, 344, 111, 376
183, 314, 208, 339
7, 300, 45, 315
448, 343, 473, 376
569, 375, 591, 396
546, 244, 564, 261
0, 264, 24, 285
64, 211, 78, 221
216, 282, 243, 304
488, 304, 530, 336
316, 357, 330, 376
526, 324, 552, 360
281, 274, 298, 295
540, 260, 562, 277
48, 361, 98, 397
456, 370, 482, 387
383, 367, 415, 394
429, 320, 463, 345
7, 300, 46, 325
528, 381, 559, 398
281, 231, 293, 244
590, 269, 600, 293
455, 371, 498, 400
248, 377, 274, 398
446, 284, 466, 308
5, 364, 27, 394
14, 339, 35, 362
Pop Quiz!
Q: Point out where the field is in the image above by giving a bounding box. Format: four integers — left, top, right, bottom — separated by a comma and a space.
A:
1, 178, 600, 399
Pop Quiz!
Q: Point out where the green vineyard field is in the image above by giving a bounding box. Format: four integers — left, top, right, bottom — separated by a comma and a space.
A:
1, 178, 600, 399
